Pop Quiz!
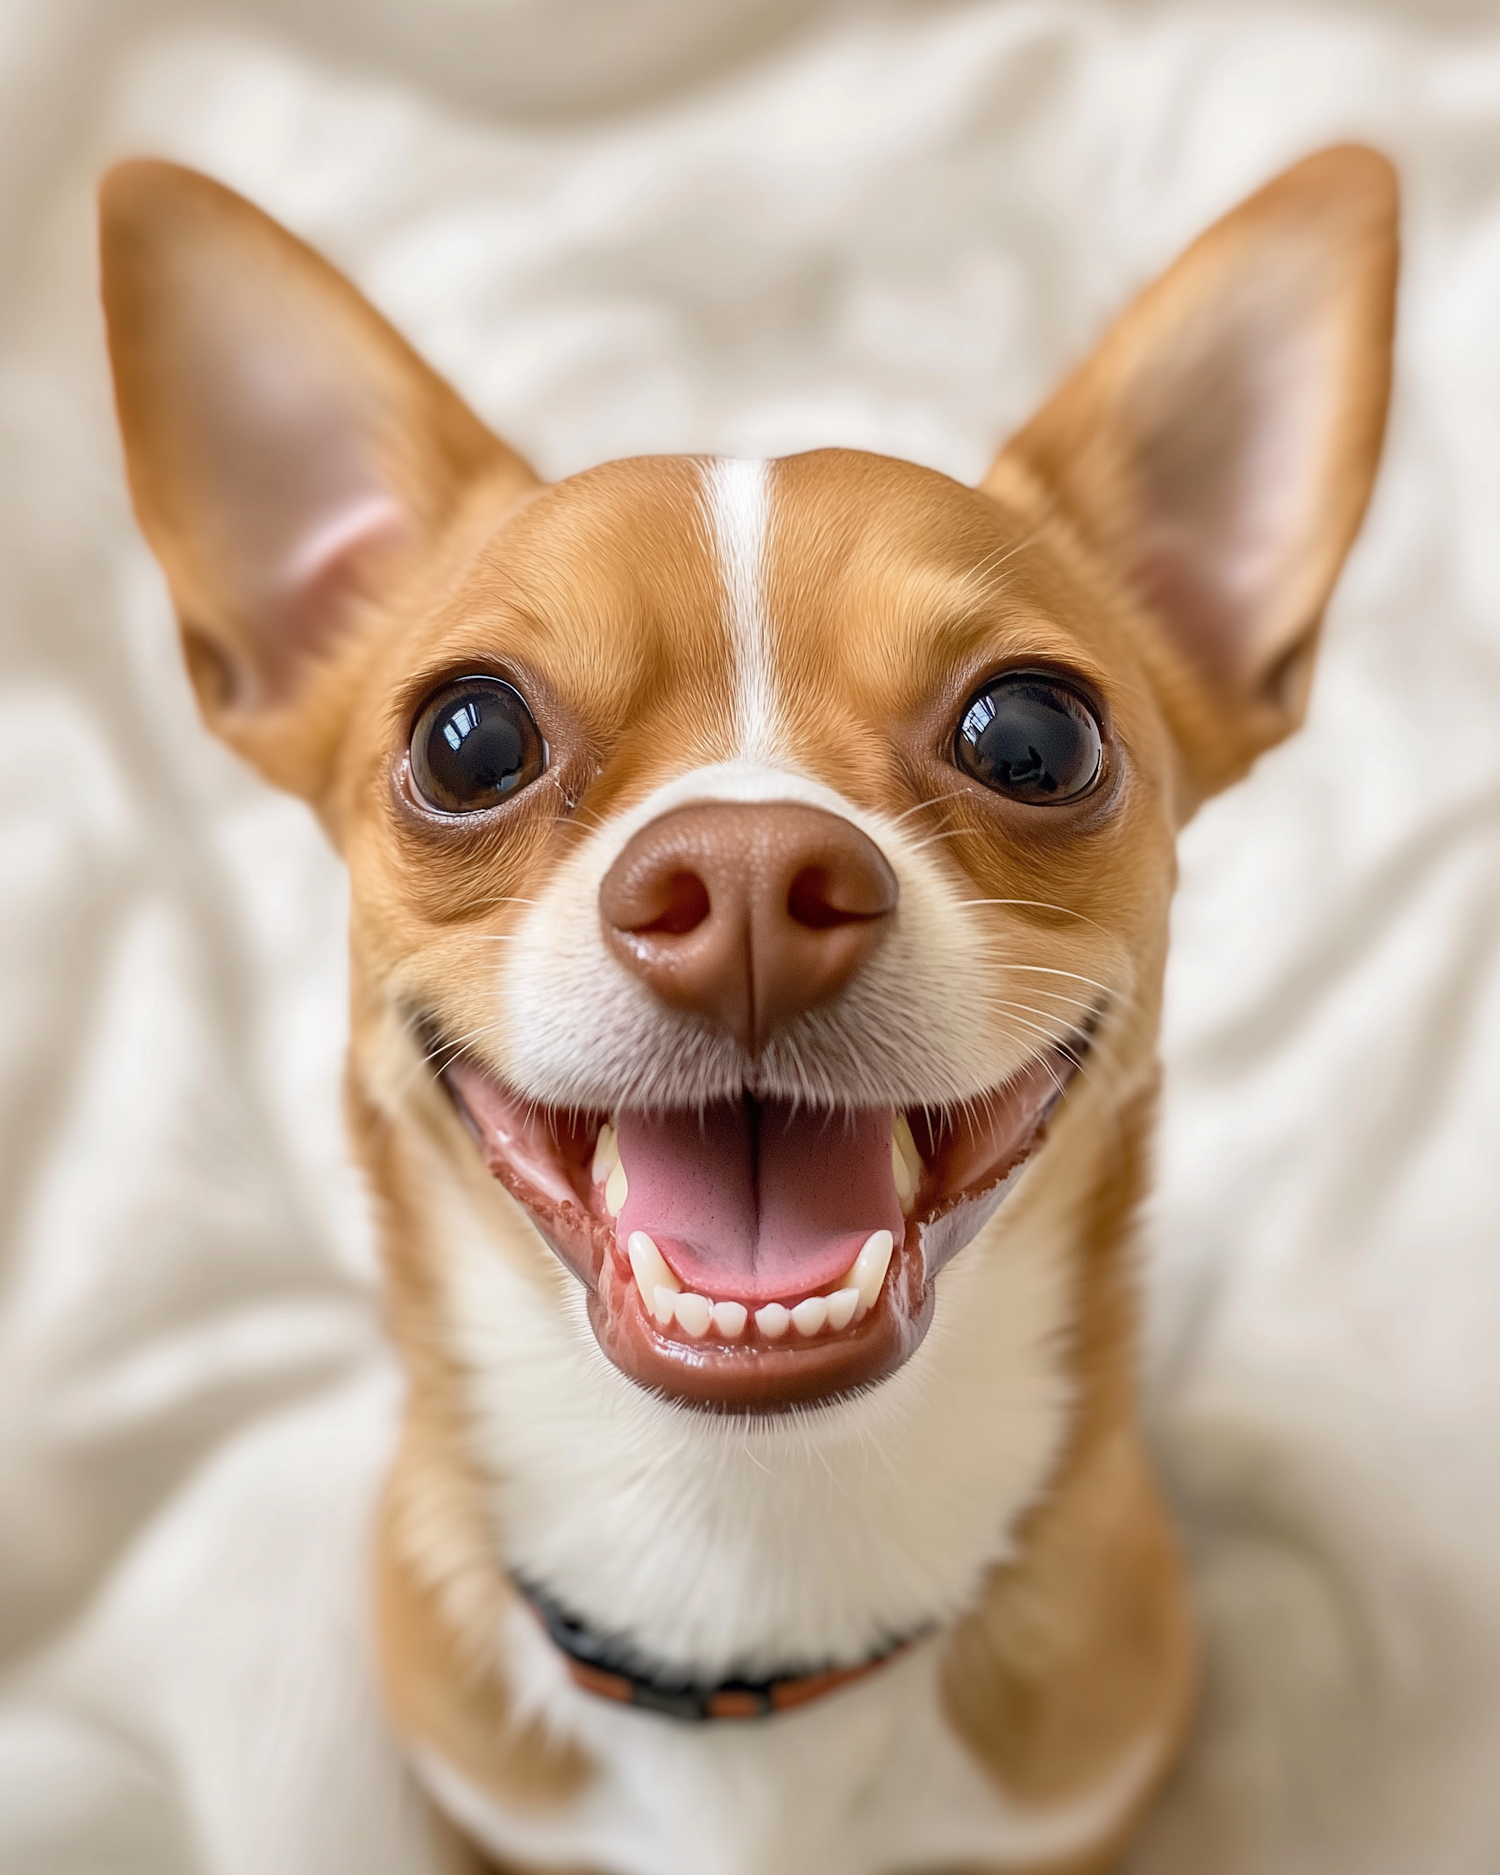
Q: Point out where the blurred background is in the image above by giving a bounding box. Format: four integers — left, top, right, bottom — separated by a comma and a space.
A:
2, 1, 1500, 1870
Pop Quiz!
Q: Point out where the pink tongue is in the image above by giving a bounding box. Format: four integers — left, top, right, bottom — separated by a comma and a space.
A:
615, 1100, 903, 1304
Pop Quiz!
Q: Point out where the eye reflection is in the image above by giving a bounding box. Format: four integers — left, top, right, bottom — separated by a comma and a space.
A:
410, 677, 546, 815
955, 673, 1103, 804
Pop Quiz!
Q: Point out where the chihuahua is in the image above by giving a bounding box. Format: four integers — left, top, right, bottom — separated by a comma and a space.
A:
99, 145, 1395, 1875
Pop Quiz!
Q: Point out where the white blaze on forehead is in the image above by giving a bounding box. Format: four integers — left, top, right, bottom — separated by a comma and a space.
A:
701, 457, 780, 759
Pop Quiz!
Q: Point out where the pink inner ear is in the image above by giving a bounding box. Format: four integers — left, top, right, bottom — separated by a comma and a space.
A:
278, 492, 407, 596
244, 491, 408, 700
173, 292, 418, 702
1128, 302, 1330, 698
274, 492, 407, 656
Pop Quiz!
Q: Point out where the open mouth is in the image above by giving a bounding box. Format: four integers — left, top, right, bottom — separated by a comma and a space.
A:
441, 1041, 1087, 1412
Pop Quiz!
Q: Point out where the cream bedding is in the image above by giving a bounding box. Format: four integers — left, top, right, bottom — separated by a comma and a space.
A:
2, 2, 1499, 1869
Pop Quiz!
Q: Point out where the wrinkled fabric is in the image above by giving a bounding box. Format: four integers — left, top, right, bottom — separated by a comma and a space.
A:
2, 3, 1499, 1871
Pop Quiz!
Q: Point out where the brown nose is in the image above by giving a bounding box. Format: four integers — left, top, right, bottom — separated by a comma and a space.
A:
599, 801, 898, 1055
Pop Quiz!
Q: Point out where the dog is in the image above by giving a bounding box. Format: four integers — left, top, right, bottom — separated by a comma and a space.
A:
98, 143, 1396, 1875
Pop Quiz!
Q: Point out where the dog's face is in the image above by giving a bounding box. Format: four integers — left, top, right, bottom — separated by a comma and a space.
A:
99, 153, 1395, 1423
341, 447, 1183, 1413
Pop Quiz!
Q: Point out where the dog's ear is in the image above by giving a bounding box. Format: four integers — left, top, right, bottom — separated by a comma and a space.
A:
985, 144, 1398, 804
99, 161, 538, 802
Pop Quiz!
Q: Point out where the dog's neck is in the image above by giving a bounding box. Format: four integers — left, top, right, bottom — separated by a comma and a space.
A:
510, 1575, 923, 1720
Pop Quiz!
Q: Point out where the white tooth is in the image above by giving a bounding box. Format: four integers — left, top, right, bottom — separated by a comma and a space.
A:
791, 1295, 829, 1336
712, 1300, 748, 1340
848, 1228, 895, 1317
604, 1160, 628, 1217
652, 1285, 677, 1328
755, 1302, 791, 1340
591, 1123, 619, 1185
892, 1114, 922, 1214
674, 1292, 713, 1338
628, 1231, 679, 1309
891, 1138, 915, 1212
825, 1287, 860, 1331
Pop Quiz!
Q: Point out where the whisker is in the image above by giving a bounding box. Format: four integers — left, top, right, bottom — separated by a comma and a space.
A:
357, 1011, 501, 1158
956, 895, 1111, 936
971, 980, 1133, 1101
462, 893, 539, 914
904, 826, 971, 855
987, 1002, 1120, 1077
993, 983, 1099, 1017
983, 1004, 1077, 1057
420, 1018, 508, 1074
885, 796, 953, 831
988, 976, 1127, 1028
962, 518, 1050, 595
1003, 962, 1122, 999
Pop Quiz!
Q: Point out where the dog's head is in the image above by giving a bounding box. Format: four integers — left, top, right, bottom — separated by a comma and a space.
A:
100, 151, 1395, 1418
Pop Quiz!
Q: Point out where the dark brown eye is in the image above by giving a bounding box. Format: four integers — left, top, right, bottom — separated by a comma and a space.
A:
955, 674, 1103, 804
410, 677, 545, 814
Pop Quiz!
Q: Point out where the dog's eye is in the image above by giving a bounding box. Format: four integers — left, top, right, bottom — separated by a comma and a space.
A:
409, 677, 545, 814
955, 674, 1103, 804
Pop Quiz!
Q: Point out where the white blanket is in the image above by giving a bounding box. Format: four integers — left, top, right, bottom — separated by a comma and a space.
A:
3, 3, 1499, 1869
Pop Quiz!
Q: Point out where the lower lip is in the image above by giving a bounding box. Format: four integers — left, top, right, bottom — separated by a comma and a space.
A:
443, 1050, 1079, 1415
581, 1226, 936, 1413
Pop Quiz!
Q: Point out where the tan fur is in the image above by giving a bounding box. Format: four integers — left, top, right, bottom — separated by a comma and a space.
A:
375, 1428, 593, 1811
98, 146, 1398, 1873
354, 1035, 597, 1812
940, 1084, 1196, 1871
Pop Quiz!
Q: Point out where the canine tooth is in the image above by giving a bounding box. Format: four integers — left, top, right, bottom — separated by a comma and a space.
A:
712, 1300, 748, 1340
652, 1285, 677, 1328
791, 1295, 829, 1336
628, 1231, 679, 1309
891, 1138, 915, 1212
892, 1114, 922, 1214
848, 1229, 895, 1317
674, 1292, 713, 1338
604, 1160, 628, 1217
591, 1123, 619, 1185
825, 1287, 860, 1332
755, 1302, 791, 1340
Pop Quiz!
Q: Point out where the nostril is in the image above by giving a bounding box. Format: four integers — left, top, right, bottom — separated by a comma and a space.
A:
629, 869, 711, 937
788, 865, 884, 931
788, 866, 840, 930
600, 802, 898, 1052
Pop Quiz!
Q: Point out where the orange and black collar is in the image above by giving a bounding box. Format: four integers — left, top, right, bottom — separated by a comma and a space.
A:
517, 1579, 918, 1722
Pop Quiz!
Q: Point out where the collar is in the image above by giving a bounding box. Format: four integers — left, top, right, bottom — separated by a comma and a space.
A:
516, 1579, 918, 1722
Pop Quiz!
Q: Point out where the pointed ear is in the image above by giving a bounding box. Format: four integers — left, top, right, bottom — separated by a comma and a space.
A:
99, 161, 539, 801
985, 145, 1398, 800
